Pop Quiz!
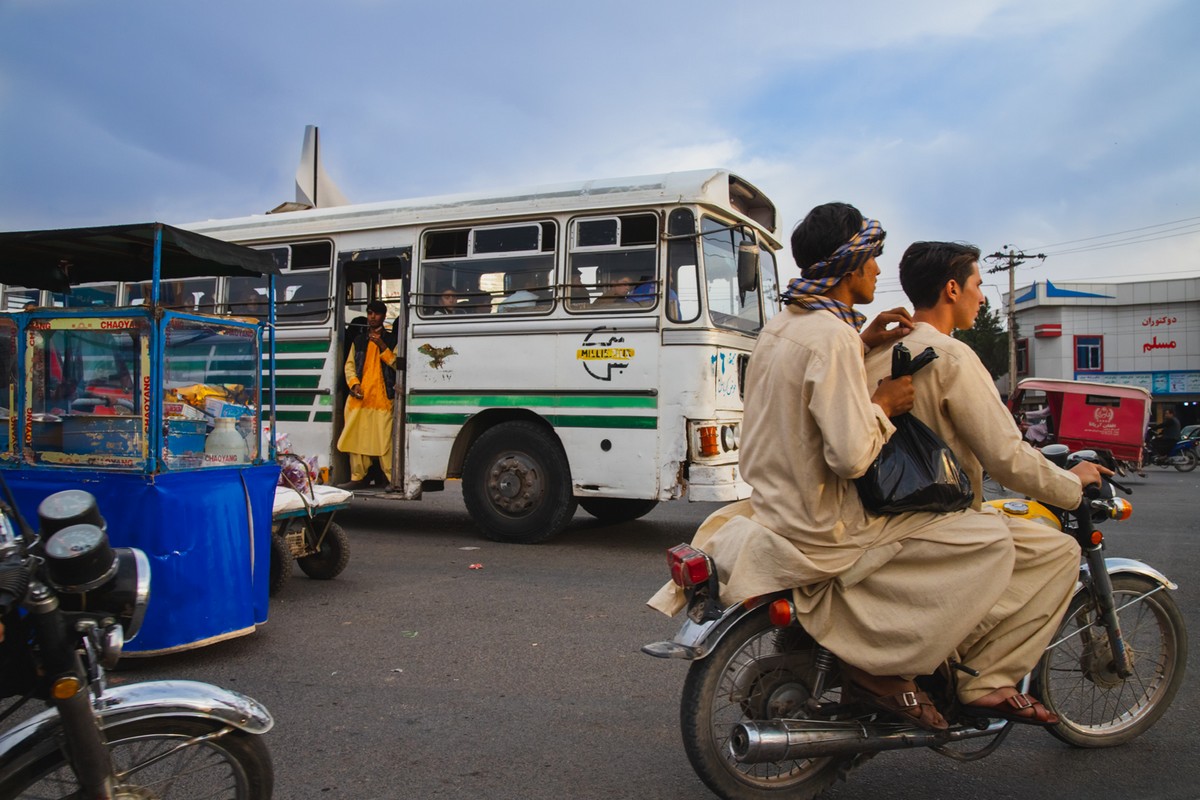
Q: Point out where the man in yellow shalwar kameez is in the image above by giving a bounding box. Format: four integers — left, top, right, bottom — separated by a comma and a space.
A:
338, 300, 398, 489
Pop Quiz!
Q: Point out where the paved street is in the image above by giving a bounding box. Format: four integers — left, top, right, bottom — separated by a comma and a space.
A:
117, 470, 1200, 799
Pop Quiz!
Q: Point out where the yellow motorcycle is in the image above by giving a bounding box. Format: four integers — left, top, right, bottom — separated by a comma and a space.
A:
644, 445, 1187, 800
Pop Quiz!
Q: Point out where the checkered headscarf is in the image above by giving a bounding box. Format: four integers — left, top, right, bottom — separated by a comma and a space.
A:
781, 218, 885, 330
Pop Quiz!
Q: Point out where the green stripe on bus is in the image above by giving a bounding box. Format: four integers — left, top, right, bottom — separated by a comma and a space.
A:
276, 340, 331, 354
272, 375, 321, 389
407, 412, 656, 429
314, 411, 332, 423
407, 393, 657, 409
269, 358, 327, 370
276, 395, 317, 406
273, 411, 311, 422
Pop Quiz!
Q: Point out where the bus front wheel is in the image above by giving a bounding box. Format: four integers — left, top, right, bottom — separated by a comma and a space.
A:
463, 421, 577, 544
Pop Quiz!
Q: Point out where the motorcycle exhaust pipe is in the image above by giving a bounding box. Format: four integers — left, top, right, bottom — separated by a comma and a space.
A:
730, 719, 1002, 763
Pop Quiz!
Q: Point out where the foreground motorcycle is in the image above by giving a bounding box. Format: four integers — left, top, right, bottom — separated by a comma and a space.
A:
0, 487, 274, 799
644, 446, 1186, 800
1141, 436, 1198, 472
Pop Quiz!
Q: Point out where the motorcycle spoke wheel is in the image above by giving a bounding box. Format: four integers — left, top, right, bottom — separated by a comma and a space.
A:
680, 606, 861, 800
10, 718, 273, 799
1035, 576, 1187, 748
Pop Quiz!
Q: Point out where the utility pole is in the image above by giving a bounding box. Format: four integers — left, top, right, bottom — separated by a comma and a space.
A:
984, 246, 1046, 391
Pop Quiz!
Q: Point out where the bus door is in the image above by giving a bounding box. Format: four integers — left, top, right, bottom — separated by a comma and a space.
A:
336, 246, 411, 487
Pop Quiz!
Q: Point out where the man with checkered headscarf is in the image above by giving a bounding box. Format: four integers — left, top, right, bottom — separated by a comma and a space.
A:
651, 203, 1016, 730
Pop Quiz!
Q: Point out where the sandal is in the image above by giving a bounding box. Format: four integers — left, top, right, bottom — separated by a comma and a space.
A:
962, 692, 1058, 726
845, 680, 948, 731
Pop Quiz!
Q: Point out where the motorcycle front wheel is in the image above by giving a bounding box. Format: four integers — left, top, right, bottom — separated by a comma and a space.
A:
1034, 575, 1187, 748
6, 717, 273, 799
680, 605, 862, 800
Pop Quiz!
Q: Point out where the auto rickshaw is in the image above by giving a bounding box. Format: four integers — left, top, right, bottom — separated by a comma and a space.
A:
1008, 377, 1151, 471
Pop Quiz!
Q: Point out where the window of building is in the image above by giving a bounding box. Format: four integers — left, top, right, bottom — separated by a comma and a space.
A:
1074, 335, 1103, 372
1015, 337, 1030, 376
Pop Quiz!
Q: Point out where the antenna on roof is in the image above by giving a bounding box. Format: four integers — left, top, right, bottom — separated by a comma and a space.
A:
269, 125, 349, 213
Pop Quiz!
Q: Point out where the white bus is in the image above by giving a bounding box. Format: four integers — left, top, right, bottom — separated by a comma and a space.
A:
15, 170, 783, 543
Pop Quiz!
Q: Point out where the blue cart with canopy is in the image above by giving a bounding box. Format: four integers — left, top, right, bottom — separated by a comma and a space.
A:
0, 223, 282, 654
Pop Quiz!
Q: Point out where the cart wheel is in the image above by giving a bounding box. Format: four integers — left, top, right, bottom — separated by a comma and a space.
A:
269, 534, 292, 596
297, 521, 351, 580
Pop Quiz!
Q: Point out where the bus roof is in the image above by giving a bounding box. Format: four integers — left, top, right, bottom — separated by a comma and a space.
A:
183, 168, 780, 247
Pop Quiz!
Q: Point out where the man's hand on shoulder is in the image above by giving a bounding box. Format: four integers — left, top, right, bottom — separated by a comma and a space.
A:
861, 307, 914, 350
871, 375, 914, 418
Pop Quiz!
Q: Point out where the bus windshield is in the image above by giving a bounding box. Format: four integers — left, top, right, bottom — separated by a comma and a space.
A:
702, 216, 763, 333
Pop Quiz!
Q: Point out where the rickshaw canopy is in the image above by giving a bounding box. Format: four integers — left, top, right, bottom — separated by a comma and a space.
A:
1010, 378, 1151, 463
0, 222, 280, 291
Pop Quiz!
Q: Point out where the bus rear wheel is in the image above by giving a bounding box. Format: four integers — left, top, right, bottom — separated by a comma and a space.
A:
578, 497, 659, 524
463, 421, 577, 544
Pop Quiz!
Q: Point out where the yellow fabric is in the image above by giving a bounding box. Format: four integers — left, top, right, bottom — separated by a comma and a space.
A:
337, 341, 396, 478
649, 307, 1015, 678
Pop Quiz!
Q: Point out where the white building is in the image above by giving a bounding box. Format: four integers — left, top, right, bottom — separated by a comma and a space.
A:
1006, 276, 1200, 425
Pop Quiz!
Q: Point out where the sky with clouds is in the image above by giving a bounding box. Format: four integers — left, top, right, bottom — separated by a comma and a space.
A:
1, 0, 1196, 319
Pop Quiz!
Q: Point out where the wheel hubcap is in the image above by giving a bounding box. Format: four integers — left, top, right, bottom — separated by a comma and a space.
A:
487, 455, 543, 515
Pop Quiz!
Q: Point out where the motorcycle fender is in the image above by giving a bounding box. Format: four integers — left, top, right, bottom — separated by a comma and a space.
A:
0, 679, 273, 775
642, 594, 781, 661
1080, 557, 1178, 591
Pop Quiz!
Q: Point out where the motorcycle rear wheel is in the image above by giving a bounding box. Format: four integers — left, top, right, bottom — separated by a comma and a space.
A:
1034, 575, 1187, 748
680, 605, 861, 800
5, 717, 273, 798
1172, 449, 1197, 472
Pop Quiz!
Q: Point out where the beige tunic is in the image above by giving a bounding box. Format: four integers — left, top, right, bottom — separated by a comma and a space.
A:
863, 322, 1081, 699
649, 307, 1015, 677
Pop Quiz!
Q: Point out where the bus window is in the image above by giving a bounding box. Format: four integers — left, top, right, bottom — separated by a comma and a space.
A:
567, 213, 658, 312
3, 287, 40, 312
419, 222, 555, 316
227, 242, 332, 323
667, 208, 699, 323
127, 278, 218, 312
702, 217, 762, 333
50, 283, 119, 309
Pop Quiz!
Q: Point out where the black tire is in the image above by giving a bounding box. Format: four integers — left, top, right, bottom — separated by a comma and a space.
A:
268, 533, 292, 597
5, 717, 273, 798
462, 421, 577, 544
578, 497, 659, 524
1034, 575, 1187, 748
1172, 448, 1197, 472
680, 606, 861, 800
297, 521, 351, 580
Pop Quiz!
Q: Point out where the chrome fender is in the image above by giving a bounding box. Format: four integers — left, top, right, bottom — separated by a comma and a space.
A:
1080, 557, 1178, 592
642, 593, 783, 661
0, 680, 273, 775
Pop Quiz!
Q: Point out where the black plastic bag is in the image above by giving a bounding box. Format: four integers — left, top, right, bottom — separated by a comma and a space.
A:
855, 344, 974, 515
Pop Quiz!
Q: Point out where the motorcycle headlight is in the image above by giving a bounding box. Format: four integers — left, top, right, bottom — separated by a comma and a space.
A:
44, 530, 151, 643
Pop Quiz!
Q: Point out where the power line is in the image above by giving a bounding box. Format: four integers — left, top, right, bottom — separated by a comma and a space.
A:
1032, 214, 1200, 250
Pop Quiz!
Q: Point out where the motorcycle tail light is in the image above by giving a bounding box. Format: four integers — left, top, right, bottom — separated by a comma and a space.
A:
768, 597, 795, 627
667, 543, 712, 588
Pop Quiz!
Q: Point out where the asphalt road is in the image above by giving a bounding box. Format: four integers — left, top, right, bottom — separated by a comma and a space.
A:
117, 469, 1200, 800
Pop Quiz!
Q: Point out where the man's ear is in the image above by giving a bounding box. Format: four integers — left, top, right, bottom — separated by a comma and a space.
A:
943, 279, 961, 303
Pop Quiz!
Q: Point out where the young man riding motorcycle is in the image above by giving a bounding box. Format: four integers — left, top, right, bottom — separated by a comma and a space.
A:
862, 240, 1109, 724
652, 204, 1032, 730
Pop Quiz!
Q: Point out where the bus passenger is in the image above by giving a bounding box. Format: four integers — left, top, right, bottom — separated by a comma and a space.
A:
594, 274, 634, 306
434, 288, 461, 315
337, 300, 398, 489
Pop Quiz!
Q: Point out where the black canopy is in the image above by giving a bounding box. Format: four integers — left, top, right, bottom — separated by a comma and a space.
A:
0, 222, 280, 292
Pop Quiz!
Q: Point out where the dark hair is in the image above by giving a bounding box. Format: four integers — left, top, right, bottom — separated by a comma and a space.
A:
366, 299, 387, 314
898, 241, 982, 309
790, 202, 865, 270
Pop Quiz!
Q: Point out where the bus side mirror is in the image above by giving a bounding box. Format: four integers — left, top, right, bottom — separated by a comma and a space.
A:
737, 243, 760, 293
